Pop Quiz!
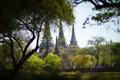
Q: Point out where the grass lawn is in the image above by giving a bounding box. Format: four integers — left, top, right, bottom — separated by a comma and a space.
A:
0, 70, 120, 80
81, 72, 120, 80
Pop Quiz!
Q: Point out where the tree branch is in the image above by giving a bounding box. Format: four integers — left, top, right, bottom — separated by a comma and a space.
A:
8, 35, 17, 66
17, 19, 44, 68
89, 0, 99, 8
73, 0, 84, 7
19, 19, 36, 57
11, 35, 24, 53
72, 0, 120, 9
109, 0, 113, 3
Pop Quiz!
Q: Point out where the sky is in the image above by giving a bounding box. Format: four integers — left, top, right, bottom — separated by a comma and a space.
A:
52, 2, 120, 48
31, 2, 120, 48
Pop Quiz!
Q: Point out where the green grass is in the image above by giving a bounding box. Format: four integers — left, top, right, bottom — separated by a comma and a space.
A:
0, 71, 120, 80
81, 72, 120, 80
0, 70, 81, 80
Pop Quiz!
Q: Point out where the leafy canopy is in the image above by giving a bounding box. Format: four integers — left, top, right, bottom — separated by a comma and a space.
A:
0, 0, 74, 33
68, 0, 120, 32
44, 53, 62, 70
72, 54, 92, 68
0, 0, 74, 72
24, 54, 44, 70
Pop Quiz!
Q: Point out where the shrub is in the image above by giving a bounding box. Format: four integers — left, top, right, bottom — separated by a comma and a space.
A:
24, 54, 44, 70
43, 53, 62, 70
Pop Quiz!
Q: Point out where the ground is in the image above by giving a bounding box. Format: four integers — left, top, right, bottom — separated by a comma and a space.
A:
0, 70, 120, 80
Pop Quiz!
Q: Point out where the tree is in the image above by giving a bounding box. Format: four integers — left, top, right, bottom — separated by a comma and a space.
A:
0, 0, 74, 72
88, 36, 106, 68
69, 0, 120, 9
62, 46, 80, 68
68, 0, 120, 32
24, 54, 44, 71
43, 53, 62, 70
72, 54, 92, 68
61, 52, 73, 69
107, 42, 120, 68
76, 47, 89, 55
92, 43, 113, 68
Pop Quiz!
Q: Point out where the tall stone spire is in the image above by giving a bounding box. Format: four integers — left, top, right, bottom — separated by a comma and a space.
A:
58, 22, 66, 48
39, 21, 54, 57
54, 37, 59, 55
70, 24, 77, 45
43, 21, 52, 39
59, 26, 64, 39
43, 38, 49, 57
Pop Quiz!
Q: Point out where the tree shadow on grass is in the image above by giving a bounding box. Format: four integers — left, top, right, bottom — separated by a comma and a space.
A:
0, 70, 81, 80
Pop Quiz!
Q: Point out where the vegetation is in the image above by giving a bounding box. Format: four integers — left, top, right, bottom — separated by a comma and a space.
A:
0, 71, 120, 80
0, 37, 120, 71
43, 53, 62, 70
24, 54, 44, 71
81, 72, 120, 80
68, 0, 120, 32
72, 54, 93, 68
87, 36, 106, 68
0, 0, 120, 80
69, 0, 120, 22
0, 0, 74, 72
106, 41, 120, 68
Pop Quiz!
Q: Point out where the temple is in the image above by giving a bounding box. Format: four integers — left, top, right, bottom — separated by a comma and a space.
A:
39, 21, 54, 57
39, 23, 79, 57
54, 37, 59, 55
70, 24, 77, 46
58, 24, 66, 48
65, 25, 79, 55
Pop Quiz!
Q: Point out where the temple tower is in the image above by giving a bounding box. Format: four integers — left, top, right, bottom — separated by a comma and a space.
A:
63, 24, 80, 68
39, 21, 54, 57
54, 37, 59, 55
65, 24, 79, 55
70, 24, 77, 45
58, 23, 66, 48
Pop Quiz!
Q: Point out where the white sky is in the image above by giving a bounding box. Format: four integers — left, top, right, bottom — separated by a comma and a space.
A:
52, 2, 120, 48
73, 3, 120, 47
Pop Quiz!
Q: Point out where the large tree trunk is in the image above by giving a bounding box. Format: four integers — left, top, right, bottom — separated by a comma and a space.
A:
13, 64, 21, 72
95, 57, 99, 68
13, 46, 39, 72
95, 49, 99, 68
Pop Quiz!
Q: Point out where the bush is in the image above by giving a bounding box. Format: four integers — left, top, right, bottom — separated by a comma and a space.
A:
24, 54, 44, 70
43, 53, 62, 70
72, 55, 93, 68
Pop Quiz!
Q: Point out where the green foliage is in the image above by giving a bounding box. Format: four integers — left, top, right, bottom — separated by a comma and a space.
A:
5, 63, 13, 70
70, 0, 120, 22
88, 36, 106, 68
62, 47, 80, 68
0, 0, 74, 33
70, 0, 120, 32
90, 55, 97, 67
64, 45, 80, 55
72, 54, 93, 68
98, 44, 113, 68
61, 52, 72, 62
109, 42, 120, 68
24, 54, 44, 70
61, 52, 73, 68
92, 12, 116, 23
0, 43, 13, 70
44, 53, 62, 70
0, 0, 74, 72
76, 47, 89, 55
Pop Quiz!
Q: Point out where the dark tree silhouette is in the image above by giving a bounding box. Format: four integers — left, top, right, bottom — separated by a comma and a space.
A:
0, 0, 74, 72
